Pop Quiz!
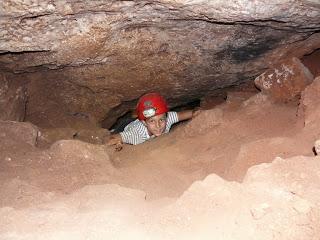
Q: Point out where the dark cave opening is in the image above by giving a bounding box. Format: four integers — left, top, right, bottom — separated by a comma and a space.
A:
301, 48, 320, 78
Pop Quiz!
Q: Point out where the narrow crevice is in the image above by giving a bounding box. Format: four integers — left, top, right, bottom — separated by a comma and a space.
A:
0, 50, 50, 55
168, 17, 320, 33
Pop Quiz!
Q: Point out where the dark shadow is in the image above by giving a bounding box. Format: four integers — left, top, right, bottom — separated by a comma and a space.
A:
312, 146, 318, 156
109, 111, 135, 133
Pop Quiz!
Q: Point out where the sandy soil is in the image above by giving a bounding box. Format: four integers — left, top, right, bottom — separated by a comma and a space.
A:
1, 78, 320, 239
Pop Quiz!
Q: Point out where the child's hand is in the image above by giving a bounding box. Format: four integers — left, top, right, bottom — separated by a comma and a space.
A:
114, 143, 123, 152
106, 134, 123, 151
107, 136, 120, 145
192, 108, 201, 118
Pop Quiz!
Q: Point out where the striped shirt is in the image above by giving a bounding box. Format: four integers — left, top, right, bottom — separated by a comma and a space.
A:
120, 111, 179, 145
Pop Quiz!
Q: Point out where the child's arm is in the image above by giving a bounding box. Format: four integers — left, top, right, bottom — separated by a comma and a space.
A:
107, 130, 141, 146
106, 134, 123, 146
177, 109, 200, 121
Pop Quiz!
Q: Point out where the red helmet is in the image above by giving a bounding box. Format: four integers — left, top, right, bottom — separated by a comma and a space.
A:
136, 93, 169, 120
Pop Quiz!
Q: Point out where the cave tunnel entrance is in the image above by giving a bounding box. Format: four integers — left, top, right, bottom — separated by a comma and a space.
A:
301, 48, 320, 78
108, 98, 202, 133
106, 80, 259, 134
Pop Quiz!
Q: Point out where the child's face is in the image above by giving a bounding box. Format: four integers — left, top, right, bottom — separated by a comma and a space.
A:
144, 113, 167, 137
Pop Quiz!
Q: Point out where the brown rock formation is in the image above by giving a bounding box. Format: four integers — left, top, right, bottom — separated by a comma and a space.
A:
299, 76, 320, 127
1, 2, 320, 238
0, 74, 26, 121
254, 57, 314, 102
1, 72, 320, 238
1, 0, 320, 127
0, 120, 38, 147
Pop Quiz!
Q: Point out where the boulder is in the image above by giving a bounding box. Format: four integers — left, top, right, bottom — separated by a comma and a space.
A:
0, 121, 39, 147
182, 108, 224, 137
299, 76, 320, 127
254, 57, 314, 102
315, 140, 320, 155
0, 74, 26, 121
49, 140, 113, 167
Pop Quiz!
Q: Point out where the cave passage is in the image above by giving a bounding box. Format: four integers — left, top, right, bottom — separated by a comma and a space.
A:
1, 1, 320, 239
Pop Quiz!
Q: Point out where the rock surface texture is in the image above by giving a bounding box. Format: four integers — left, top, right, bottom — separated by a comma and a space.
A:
1, 70, 320, 239
0, 74, 26, 121
299, 76, 320, 127
1, 1, 320, 238
1, 0, 320, 127
0, 82, 320, 240
254, 57, 314, 102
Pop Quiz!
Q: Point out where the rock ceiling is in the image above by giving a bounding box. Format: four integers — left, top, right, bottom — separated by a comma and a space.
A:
0, 0, 320, 128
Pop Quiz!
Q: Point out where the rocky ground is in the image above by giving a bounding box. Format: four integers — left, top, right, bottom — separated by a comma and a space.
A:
0, 76, 320, 239
1, 1, 320, 239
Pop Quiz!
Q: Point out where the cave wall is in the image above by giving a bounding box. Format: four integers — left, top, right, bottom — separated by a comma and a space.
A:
0, 0, 320, 127
0, 73, 26, 121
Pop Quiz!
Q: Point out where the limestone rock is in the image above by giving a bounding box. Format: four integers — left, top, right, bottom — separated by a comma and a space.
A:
250, 203, 271, 220
0, 121, 39, 147
301, 49, 320, 78
49, 140, 113, 167
182, 108, 223, 137
314, 140, 320, 155
37, 127, 110, 148
37, 128, 78, 148
200, 95, 226, 110
0, 74, 26, 121
299, 76, 320, 126
73, 128, 110, 144
292, 197, 313, 214
254, 57, 314, 102
45, 140, 116, 189
0, 1, 319, 127
226, 91, 256, 105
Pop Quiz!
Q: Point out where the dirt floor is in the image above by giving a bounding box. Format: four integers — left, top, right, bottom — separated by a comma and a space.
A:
1, 78, 320, 239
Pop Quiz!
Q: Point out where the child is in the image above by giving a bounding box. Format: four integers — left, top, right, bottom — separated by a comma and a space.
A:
107, 92, 196, 148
